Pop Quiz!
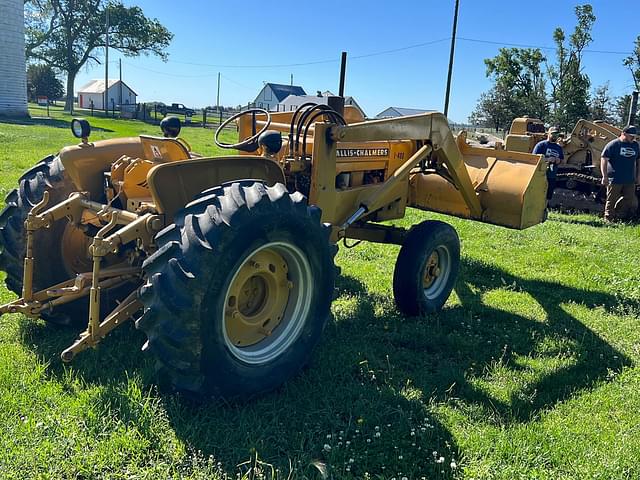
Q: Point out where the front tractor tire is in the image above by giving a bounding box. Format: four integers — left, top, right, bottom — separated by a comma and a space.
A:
0, 155, 94, 326
393, 220, 460, 316
136, 182, 336, 399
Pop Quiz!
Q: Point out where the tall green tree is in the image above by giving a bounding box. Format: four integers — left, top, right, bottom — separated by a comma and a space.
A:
547, 4, 595, 129
26, 63, 64, 101
25, 0, 173, 111
589, 83, 615, 123
469, 85, 517, 131
614, 95, 632, 127
470, 47, 548, 131
484, 47, 548, 120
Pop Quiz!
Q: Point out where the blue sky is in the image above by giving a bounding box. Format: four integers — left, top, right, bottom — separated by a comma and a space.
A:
75, 0, 640, 123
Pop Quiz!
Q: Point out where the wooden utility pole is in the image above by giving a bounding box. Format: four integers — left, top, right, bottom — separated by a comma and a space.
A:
119, 58, 122, 107
104, 7, 109, 114
216, 72, 221, 123
443, 0, 459, 118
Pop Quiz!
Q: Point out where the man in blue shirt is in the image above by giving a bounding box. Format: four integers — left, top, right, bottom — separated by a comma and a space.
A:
533, 126, 564, 203
600, 125, 640, 222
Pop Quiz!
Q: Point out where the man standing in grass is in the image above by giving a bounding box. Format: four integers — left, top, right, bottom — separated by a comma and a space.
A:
600, 125, 640, 222
533, 126, 564, 205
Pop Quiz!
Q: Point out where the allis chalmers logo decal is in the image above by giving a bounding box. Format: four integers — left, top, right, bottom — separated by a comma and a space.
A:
336, 148, 390, 157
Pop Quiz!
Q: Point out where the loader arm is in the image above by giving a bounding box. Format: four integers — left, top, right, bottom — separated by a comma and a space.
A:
311, 111, 546, 230
326, 112, 483, 218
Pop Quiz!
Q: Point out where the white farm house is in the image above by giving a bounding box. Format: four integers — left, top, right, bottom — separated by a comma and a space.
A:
77, 79, 137, 110
0, 0, 28, 116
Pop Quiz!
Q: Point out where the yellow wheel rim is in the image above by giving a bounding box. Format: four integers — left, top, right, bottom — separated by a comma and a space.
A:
421, 246, 451, 300
222, 241, 314, 365
422, 251, 440, 289
225, 249, 290, 347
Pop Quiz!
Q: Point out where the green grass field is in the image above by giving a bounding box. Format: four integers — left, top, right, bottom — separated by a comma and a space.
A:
0, 106, 639, 479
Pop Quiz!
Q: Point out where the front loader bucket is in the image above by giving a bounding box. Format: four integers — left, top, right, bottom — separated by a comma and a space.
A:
409, 134, 547, 229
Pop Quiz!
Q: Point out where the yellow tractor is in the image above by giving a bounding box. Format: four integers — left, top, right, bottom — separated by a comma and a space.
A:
0, 98, 547, 398
506, 116, 628, 212
504, 116, 548, 153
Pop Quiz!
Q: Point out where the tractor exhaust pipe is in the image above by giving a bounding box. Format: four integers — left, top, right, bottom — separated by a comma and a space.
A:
326, 51, 348, 117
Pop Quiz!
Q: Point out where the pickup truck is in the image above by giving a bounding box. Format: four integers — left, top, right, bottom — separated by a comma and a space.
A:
157, 103, 195, 116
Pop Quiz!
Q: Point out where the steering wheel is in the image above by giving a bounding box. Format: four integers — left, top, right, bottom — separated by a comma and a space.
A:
215, 108, 271, 151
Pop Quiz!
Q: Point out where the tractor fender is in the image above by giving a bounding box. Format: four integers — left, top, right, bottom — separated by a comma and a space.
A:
147, 156, 285, 221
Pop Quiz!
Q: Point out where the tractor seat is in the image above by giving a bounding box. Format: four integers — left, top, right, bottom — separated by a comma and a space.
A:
139, 135, 190, 163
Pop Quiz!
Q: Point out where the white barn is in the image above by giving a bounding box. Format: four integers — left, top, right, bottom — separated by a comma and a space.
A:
0, 0, 28, 116
77, 79, 138, 110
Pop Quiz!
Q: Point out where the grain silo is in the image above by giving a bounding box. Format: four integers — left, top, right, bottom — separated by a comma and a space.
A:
0, 0, 28, 116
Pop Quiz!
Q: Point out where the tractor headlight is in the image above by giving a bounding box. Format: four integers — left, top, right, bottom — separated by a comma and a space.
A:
71, 118, 91, 139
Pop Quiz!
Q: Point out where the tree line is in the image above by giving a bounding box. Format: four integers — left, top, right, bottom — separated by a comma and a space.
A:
469, 4, 640, 132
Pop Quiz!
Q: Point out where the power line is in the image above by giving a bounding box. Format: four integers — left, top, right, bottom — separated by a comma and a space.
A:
121, 61, 219, 78
219, 73, 252, 90
109, 35, 635, 75
350, 38, 450, 59
146, 38, 451, 70
120, 35, 635, 80
458, 37, 633, 55
164, 57, 336, 69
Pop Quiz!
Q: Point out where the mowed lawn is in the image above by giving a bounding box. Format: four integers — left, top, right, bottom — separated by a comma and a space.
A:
0, 106, 639, 479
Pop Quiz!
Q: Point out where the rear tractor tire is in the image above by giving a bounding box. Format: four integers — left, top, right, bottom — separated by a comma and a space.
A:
0, 155, 98, 326
136, 181, 337, 399
393, 220, 460, 316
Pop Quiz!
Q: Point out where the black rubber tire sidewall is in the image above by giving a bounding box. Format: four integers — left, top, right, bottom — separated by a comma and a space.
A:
0, 156, 85, 325
393, 220, 460, 316
137, 181, 337, 400
200, 211, 334, 398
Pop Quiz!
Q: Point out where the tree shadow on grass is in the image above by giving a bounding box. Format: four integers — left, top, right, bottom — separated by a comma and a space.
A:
329, 258, 632, 425
154, 255, 629, 477
14, 256, 634, 478
1, 116, 114, 132
16, 276, 462, 478
447, 258, 633, 422
155, 258, 632, 476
